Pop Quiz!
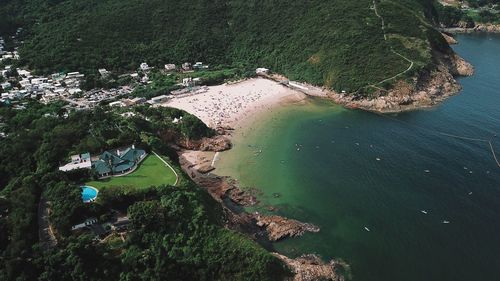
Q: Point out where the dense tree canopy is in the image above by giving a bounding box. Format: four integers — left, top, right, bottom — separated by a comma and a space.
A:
0, 102, 282, 281
2, 0, 451, 94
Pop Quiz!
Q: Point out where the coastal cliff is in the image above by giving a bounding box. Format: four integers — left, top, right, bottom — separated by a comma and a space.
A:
327, 49, 474, 113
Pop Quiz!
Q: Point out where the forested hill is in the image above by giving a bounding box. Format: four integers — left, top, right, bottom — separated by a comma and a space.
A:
4, 0, 449, 94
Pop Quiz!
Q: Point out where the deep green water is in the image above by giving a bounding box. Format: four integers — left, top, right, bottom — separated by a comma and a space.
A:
216, 34, 500, 281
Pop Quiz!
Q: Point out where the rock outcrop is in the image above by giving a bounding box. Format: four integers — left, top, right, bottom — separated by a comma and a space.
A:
256, 215, 320, 241
441, 32, 457, 45
226, 186, 259, 206
177, 121, 345, 280
179, 135, 232, 152
178, 149, 319, 242
328, 49, 474, 113
442, 23, 500, 33
274, 253, 349, 281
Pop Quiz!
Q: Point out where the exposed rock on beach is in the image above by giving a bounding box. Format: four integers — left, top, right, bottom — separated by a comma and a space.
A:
441, 23, 500, 34
274, 253, 349, 281
178, 149, 320, 242
256, 215, 320, 241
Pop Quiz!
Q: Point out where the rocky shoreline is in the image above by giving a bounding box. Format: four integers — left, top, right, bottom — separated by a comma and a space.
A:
440, 23, 500, 34
168, 34, 475, 279
177, 147, 321, 242
176, 135, 344, 280
274, 253, 349, 281
325, 49, 474, 113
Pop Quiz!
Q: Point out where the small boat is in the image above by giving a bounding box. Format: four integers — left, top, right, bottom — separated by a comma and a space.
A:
468, 192, 473, 195
376, 158, 381, 161
424, 170, 430, 173
364, 227, 371, 232
442, 220, 450, 224
421, 210, 428, 214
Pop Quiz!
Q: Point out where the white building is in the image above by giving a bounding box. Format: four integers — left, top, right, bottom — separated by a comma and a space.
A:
193, 62, 208, 69
140, 62, 150, 71
149, 95, 170, 104
17, 69, 31, 78
59, 152, 92, 172
164, 64, 176, 71
182, 77, 193, 87
98, 68, 110, 78
256, 68, 269, 75
182, 62, 192, 71
71, 218, 98, 231
1, 82, 11, 90
109, 100, 126, 107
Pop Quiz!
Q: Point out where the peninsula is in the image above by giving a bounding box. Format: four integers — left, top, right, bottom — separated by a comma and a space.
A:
0, 0, 493, 281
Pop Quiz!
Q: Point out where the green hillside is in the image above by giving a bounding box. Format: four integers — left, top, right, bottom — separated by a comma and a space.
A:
3, 0, 449, 93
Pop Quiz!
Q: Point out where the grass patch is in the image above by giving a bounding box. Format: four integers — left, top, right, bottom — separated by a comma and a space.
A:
86, 154, 176, 190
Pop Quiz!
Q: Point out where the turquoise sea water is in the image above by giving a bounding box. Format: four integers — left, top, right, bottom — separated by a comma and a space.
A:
216, 34, 500, 281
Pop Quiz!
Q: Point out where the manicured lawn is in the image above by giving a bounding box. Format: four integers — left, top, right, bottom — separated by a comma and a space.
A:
86, 154, 177, 190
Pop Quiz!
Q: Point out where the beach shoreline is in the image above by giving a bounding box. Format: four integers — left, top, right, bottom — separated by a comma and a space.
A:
161, 77, 307, 130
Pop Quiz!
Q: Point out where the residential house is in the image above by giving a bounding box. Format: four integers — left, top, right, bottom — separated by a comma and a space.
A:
109, 100, 126, 107
149, 94, 170, 104
98, 68, 110, 78
164, 64, 176, 71
182, 62, 192, 71
92, 146, 146, 177
59, 152, 92, 172
1, 82, 11, 90
140, 62, 150, 71
72, 218, 98, 231
256, 68, 269, 75
193, 62, 208, 70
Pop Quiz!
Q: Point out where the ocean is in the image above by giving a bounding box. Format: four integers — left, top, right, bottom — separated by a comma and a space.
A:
215, 34, 500, 281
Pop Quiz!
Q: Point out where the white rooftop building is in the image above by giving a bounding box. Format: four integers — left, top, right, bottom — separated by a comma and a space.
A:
1, 82, 11, 90
164, 64, 176, 71
17, 69, 31, 77
59, 153, 92, 172
109, 100, 126, 107
98, 68, 110, 77
256, 68, 269, 75
149, 95, 170, 104
140, 63, 150, 71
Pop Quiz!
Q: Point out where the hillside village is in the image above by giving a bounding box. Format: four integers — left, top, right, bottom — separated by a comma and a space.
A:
0, 32, 216, 111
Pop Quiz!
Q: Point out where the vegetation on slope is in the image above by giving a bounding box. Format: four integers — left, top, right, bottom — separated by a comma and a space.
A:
434, 0, 500, 26
2, 0, 452, 94
0, 103, 287, 281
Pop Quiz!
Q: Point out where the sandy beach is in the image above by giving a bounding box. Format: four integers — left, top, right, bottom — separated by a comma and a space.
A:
161, 78, 306, 129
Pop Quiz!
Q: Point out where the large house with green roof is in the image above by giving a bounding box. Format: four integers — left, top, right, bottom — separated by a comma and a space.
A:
92, 146, 146, 177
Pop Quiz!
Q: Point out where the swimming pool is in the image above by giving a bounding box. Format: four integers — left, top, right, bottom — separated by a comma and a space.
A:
81, 186, 98, 203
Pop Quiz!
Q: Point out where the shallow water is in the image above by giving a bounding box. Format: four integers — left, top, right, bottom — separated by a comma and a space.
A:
215, 34, 500, 281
